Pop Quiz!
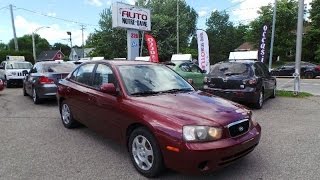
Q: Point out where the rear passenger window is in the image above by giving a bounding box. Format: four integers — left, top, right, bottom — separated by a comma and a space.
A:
92, 64, 115, 88
254, 64, 263, 77
74, 64, 95, 86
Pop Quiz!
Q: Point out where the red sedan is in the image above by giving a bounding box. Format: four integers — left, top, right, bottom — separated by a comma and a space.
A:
0, 79, 4, 91
57, 60, 261, 177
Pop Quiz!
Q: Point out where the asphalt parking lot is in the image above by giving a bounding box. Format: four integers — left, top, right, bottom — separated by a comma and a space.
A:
1, 88, 320, 180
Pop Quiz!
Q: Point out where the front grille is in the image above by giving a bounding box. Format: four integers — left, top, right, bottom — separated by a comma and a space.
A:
228, 119, 250, 137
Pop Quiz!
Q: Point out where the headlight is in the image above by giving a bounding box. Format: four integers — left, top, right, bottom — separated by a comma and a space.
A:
11, 72, 17, 75
183, 126, 222, 142
251, 113, 258, 126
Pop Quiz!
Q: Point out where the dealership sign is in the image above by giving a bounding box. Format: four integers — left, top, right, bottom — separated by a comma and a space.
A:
197, 30, 210, 74
112, 2, 151, 31
258, 24, 269, 63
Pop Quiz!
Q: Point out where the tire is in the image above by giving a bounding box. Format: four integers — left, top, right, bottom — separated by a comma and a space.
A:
254, 90, 264, 109
128, 127, 164, 178
305, 72, 314, 79
270, 87, 276, 98
60, 101, 78, 129
23, 85, 28, 96
6, 79, 11, 88
32, 88, 42, 104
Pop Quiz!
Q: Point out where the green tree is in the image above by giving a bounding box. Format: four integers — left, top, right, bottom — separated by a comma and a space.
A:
246, 0, 298, 62
8, 34, 50, 58
206, 11, 248, 63
305, 0, 320, 63
87, 0, 197, 60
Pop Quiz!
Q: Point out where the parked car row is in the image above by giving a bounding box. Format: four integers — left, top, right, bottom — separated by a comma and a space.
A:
16, 60, 261, 177
271, 61, 320, 78
165, 60, 276, 109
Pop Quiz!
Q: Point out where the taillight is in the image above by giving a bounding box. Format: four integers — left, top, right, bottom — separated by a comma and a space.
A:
244, 78, 257, 85
204, 77, 210, 83
39, 76, 54, 84
315, 66, 320, 71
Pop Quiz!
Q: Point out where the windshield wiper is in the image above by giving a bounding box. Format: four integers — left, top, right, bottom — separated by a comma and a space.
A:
159, 88, 193, 94
131, 91, 161, 96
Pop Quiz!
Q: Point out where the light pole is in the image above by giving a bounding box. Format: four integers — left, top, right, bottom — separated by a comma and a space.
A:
67, 31, 73, 60
32, 26, 50, 61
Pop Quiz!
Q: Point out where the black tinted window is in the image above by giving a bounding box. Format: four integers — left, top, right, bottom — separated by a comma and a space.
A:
92, 64, 115, 88
42, 63, 76, 73
209, 62, 250, 77
254, 64, 263, 77
75, 64, 95, 86
258, 62, 270, 77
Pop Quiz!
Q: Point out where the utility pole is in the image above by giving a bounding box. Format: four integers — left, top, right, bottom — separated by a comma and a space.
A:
9, 4, 18, 51
294, 0, 304, 94
80, 25, 85, 58
268, 0, 277, 71
176, 0, 179, 54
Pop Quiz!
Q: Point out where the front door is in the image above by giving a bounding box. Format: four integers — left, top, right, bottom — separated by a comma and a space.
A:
86, 63, 123, 141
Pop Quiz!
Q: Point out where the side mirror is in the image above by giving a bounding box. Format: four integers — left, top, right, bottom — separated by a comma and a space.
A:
0, 65, 4, 69
100, 83, 117, 95
201, 69, 207, 74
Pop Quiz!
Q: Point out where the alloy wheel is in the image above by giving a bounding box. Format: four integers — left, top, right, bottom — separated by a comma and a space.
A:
61, 104, 71, 125
32, 89, 37, 102
132, 135, 154, 171
259, 91, 263, 107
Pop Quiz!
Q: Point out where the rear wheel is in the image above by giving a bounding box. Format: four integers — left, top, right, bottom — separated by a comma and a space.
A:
254, 90, 264, 109
128, 127, 164, 178
32, 88, 42, 104
60, 101, 78, 128
305, 72, 314, 79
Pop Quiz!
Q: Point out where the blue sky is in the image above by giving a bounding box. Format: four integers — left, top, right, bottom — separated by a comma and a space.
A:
0, 0, 312, 46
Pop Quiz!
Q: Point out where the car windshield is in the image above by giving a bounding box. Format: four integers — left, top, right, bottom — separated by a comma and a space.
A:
209, 62, 250, 77
118, 64, 194, 96
6, 62, 33, 69
42, 63, 76, 73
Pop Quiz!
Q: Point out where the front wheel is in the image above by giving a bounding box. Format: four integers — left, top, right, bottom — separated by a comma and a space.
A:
23, 85, 28, 96
128, 127, 164, 178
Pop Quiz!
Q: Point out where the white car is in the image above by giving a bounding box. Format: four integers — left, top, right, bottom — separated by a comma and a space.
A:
0, 60, 33, 87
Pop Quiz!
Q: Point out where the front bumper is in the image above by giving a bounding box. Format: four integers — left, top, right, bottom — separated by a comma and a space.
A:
162, 124, 261, 174
36, 84, 58, 99
203, 86, 259, 104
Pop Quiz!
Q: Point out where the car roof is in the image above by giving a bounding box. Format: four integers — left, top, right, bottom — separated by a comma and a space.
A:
82, 60, 156, 66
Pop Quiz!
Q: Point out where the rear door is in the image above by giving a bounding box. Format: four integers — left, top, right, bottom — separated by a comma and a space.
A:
66, 63, 96, 124
257, 62, 276, 97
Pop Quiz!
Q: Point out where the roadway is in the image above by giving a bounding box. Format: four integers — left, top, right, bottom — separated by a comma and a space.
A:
277, 77, 320, 95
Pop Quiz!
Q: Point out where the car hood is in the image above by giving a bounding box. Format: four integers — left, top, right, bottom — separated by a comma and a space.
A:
131, 91, 250, 127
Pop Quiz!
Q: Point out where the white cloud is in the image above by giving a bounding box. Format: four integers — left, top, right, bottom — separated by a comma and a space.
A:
231, 0, 312, 24
47, 12, 57, 17
85, 0, 103, 7
106, 0, 111, 6
198, 10, 208, 17
15, 16, 88, 47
